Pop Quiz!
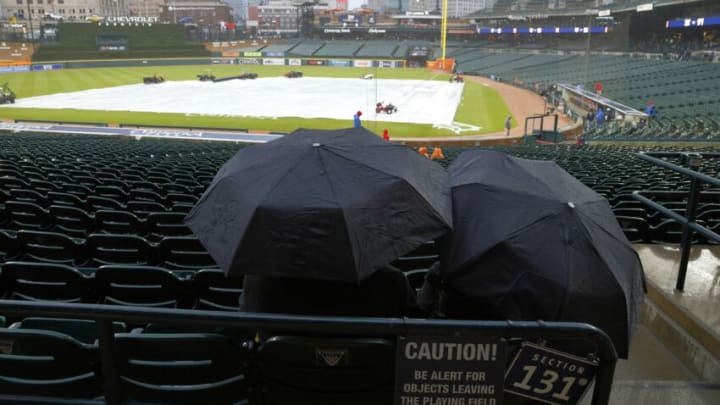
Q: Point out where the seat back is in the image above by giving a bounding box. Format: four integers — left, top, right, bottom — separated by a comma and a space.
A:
146, 211, 192, 240
5, 201, 53, 230
93, 265, 183, 307
1, 261, 91, 302
0, 328, 101, 398
17, 229, 82, 264
257, 336, 395, 405
157, 236, 217, 270
48, 205, 95, 237
84, 234, 154, 266
94, 209, 146, 235
191, 269, 243, 311
113, 333, 249, 404
10, 317, 126, 345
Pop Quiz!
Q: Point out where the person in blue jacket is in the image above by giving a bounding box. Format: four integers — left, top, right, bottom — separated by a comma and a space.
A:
353, 111, 362, 128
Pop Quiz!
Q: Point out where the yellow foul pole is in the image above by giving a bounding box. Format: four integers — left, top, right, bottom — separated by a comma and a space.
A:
440, 0, 449, 61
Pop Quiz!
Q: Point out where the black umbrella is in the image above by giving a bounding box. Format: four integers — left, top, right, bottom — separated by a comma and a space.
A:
185, 127, 452, 283
440, 150, 645, 358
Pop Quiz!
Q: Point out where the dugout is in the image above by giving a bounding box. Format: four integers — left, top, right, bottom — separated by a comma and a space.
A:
557, 83, 647, 127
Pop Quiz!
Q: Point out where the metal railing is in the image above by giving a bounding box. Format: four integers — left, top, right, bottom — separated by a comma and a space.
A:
633, 152, 720, 291
0, 300, 618, 405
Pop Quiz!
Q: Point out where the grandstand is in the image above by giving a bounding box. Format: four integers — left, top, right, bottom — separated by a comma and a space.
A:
1, 0, 720, 403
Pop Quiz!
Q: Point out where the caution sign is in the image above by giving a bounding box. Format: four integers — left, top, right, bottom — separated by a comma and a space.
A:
504, 342, 598, 405
395, 336, 506, 405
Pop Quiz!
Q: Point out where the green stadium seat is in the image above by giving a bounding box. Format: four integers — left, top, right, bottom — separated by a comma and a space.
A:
0, 261, 91, 303
112, 333, 249, 404
93, 265, 185, 308
0, 328, 102, 400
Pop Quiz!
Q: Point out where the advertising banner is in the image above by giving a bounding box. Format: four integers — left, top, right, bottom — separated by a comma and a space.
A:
262, 58, 286, 66
328, 60, 351, 67
238, 58, 262, 65
288, 59, 302, 66
353, 60, 373, 68
306, 59, 326, 66
31, 64, 63, 71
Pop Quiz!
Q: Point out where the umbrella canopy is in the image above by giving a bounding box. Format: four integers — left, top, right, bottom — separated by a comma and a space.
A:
440, 150, 645, 358
185, 127, 452, 283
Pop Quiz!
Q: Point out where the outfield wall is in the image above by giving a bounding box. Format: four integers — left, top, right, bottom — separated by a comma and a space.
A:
27, 57, 405, 71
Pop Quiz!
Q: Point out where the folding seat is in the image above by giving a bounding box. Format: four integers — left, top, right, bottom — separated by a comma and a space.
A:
162, 182, 194, 195
128, 189, 165, 205
28, 179, 60, 194
16, 229, 82, 264
157, 236, 217, 270
191, 269, 243, 311
614, 216, 650, 244
60, 182, 93, 199
0, 176, 30, 190
100, 178, 129, 192
112, 333, 249, 404
126, 200, 167, 218
389, 242, 439, 271
72, 175, 100, 188
4, 200, 53, 231
8, 188, 48, 207
94, 185, 128, 203
256, 336, 395, 405
649, 219, 706, 244
0, 261, 91, 302
93, 265, 185, 308
0, 230, 20, 261
9, 317, 126, 345
47, 191, 87, 210
146, 212, 192, 241
48, 205, 95, 237
166, 192, 198, 206
127, 180, 162, 193
0, 328, 102, 400
83, 234, 155, 267
86, 195, 126, 212
93, 209, 146, 235
612, 207, 648, 219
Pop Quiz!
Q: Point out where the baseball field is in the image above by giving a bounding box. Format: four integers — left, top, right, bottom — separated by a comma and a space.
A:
0, 65, 514, 138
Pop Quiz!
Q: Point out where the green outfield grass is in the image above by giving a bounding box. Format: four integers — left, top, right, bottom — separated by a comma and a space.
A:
0, 65, 513, 138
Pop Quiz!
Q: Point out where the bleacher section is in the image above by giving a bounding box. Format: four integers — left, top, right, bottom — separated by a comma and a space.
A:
313, 40, 362, 58
287, 40, 324, 56
355, 40, 399, 58
453, 52, 720, 121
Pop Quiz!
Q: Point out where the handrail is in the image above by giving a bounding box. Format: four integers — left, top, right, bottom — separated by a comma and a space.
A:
0, 300, 617, 405
634, 151, 720, 291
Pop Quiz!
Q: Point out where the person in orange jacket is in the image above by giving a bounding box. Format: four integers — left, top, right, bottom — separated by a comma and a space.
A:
417, 146, 430, 158
430, 147, 445, 160
383, 129, 390, 141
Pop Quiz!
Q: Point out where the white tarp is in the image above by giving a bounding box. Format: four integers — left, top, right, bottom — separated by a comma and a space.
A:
3, 77, 464, 126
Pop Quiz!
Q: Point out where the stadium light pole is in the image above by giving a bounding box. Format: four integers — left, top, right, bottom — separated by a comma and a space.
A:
26, 0, 35, 52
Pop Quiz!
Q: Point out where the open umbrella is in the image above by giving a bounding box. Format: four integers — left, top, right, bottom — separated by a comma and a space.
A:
185, 127, 452, 283
440, 150, 645, 358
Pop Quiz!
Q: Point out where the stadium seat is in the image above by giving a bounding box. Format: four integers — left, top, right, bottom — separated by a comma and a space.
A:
5, 200, 54, 231
9, 317, 126, 345
157, 236, 217, 270
191, 269, 243, 311
146, 211, 192, 241
126, 200, 167, 218
0, 230, 19, 261
112, 333, 249, 404
0, 328, 102, 400
49, 205, 95, 237
9, 188, 49, 207
93, 209, 146, 235
256, 336, 395, 405
0, 261, 91, 303
93, 265, 185, 308
16, 229, 82, 264
47, 191, 88, 210
615, 216, 651, 244
86, 195, 126, 212
83, 234, 155, 267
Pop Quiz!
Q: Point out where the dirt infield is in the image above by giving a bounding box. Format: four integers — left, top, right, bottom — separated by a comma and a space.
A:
393, 74, 578, 146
